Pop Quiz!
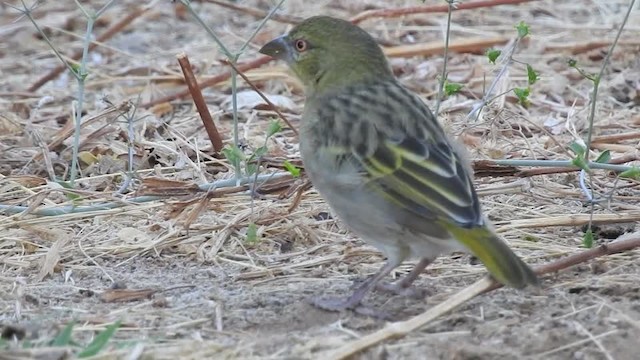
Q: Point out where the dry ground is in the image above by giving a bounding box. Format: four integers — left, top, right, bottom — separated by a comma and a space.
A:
1, 1, 640, 359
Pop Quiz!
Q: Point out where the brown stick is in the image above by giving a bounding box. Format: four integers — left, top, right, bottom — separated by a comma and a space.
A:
544, 40, 640, 55
222, 59, 298, 136
177, 53, 224, 153
591, 131, 640, 144
327, 234, 640, 359
533, 235, 640, 281
140, 56, 272, 109
28, 7, 149, 92
590, 143, 637, 153
350, 0, 538, 24
203, 0, 302, 24
384, 36, 509, 58
472, 160, 519, 177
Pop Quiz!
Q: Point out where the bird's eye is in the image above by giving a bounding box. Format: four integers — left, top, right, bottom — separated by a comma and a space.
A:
294, 39, 308, 52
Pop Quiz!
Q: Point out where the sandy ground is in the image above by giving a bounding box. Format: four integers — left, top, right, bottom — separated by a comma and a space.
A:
1, 0, 640, 359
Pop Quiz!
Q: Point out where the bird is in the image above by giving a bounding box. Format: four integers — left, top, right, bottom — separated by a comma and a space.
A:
259, 15, 538, 311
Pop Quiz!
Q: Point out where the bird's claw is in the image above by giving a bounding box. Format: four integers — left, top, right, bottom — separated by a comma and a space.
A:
308, 296, 359, 312
309, 296, 391, 319
375, 282, 429, 299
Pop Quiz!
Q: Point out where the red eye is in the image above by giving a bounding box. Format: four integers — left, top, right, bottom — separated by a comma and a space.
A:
294, 39, 308, 52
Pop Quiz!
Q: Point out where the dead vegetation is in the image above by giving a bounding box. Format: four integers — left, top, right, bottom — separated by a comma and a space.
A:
1, 0, 640, 359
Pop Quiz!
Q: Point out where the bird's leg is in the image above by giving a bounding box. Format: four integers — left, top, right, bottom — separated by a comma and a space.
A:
375, 257, 434, 298
310, 260, 399, 311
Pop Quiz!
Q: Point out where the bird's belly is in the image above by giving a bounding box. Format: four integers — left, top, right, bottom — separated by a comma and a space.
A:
302, 151, 462, 261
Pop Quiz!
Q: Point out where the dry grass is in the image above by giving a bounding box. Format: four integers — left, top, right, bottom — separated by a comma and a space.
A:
1, 0, 640, 359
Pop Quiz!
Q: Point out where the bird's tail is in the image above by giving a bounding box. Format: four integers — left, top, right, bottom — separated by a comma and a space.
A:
442, 222, 539, 288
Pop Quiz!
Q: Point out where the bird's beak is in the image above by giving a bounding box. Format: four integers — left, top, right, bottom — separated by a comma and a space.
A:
259, 36, 291, 62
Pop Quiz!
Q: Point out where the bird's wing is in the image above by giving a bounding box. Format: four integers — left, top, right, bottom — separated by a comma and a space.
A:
355, 133, 483, 227
312, 81, 483, 229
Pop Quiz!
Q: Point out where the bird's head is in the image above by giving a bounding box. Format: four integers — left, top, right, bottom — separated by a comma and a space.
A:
259, 16, 392, 94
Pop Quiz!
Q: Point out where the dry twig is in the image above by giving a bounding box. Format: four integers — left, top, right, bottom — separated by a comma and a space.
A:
350, 0, 537, 24
203, 0, 302, 24
177, 53, 224, 153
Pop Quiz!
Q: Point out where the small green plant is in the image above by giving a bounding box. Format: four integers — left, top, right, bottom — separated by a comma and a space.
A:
283, 160, 301, 178
568, 59, 596, 82
77, 320, 121, 358
569, 141, 589, 171
486, 49, 501, 64
221, 145, 245, 176
56, 181, 82, 202
594, 150, 611, 164
2, 320, 121, 357
513, 87, 531, 107
246, 222, 259, 244
222, 119, 284, 178
246, 119, 283, 175
443, 80, 463, 96
224, 119, 285, 245
582, 228, 594, 248
51, 321, 76, 347
526, 64, 539, 85
515, 21, 530, 37
620, 166, 640, 180
474, 20, 539, 112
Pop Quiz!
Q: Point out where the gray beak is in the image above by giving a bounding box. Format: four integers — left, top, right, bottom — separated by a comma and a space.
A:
259, 36, 291, 61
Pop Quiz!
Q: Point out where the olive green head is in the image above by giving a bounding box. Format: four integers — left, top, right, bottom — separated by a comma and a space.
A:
259, 16, 392, 94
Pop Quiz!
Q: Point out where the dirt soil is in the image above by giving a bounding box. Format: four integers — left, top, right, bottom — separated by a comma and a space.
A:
1, 1, 640, 359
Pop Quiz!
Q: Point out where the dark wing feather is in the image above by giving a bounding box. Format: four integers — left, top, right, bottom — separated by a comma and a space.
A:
334, 81, 484, 228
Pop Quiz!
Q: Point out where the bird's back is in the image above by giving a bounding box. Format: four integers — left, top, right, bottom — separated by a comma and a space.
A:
301, 79, 484, 229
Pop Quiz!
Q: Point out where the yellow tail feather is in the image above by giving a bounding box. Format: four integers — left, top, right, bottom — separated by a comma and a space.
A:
442, 223, 538, 288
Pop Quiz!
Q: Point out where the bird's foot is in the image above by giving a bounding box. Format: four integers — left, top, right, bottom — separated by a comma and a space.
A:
309, 296, 361, 312
309, 296, 390, 319
375, 281, 429, 299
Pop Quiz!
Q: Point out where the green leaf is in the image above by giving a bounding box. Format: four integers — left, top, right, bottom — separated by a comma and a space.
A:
620, 166, 640, 180
526, 64, 539, 85
569, 141, 586, 157
70, 63, 82, 76
77, 320, 121, 358
571, 155, 590, 171
567, 59, 596, 81
516, 21, 530, 38
245, 163, 258, 176
246, 222, 258, 244
444, 81, 463, 96
513, 87, 530, 106
266, 119, 283, 138
283, 160, 301, 178
222, 145, 244, 174
253, 145, 268, 158
51, 322, 75, 347
594, 150, 611, 164
57, 181, 81, 201
582, 228, 594, 248
486, 49, 501, 64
